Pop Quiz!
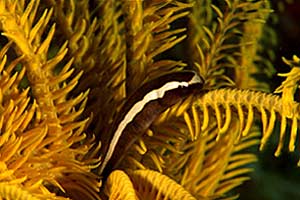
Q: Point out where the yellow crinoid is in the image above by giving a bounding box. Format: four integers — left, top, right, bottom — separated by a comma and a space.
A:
0, 0, 298, 199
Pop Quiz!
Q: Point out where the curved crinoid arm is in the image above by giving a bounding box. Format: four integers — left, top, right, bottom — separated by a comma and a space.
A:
275, 55, 300, 112
105, 169, 200, 200
0, 183, 41, 200
0, 0, 100, 199
121, 0, 193, 92
188, 0, 273, 89
56, 0, 128, 135
159, 87, 300, 198
195, 88, 300, 160
144, 95, 259, 199
103, 170, 138, 200
98, 87, 259, 199
45, 0, 129, 137
0, 43, 51, 198
176, 121, 259, 199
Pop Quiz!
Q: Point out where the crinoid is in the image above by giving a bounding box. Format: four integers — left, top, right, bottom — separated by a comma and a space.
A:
0, 0, 299, 199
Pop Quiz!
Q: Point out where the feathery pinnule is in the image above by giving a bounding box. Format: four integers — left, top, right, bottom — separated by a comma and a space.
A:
0, 0, 299, 200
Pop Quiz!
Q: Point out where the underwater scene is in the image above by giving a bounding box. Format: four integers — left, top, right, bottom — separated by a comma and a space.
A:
0, 0, 299, 199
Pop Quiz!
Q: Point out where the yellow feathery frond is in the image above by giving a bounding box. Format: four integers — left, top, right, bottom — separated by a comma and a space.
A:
235, 1, 274, 90
192, 131, 257, 198
274, 55, 300, 152
104, 170, 138, 200
187, 0, 212, 62
51, 0, 128, 137
0, 183, 41, 200
275, 55, 300, 100
0, 0, 299, 199
161, 105, 259, 199
127, 169, 198, 200
0, 56, 37, 187
188, 0, 273, 89
0, 0, 61, 125
46, 0, 103, 73
196, 88, 300, 159
122, 0, 192, 92
0, 0, 100, 199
